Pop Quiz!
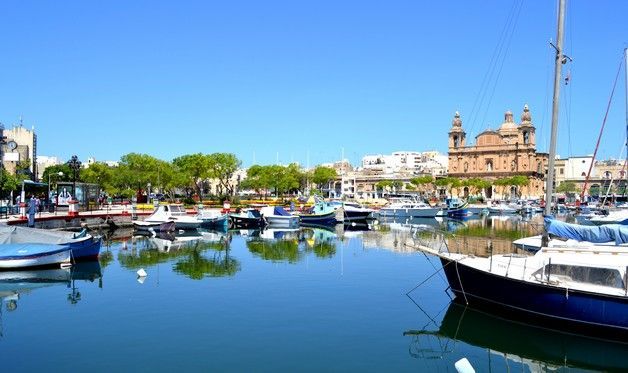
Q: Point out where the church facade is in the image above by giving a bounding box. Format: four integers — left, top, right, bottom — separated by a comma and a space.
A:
447, 105, 549, 199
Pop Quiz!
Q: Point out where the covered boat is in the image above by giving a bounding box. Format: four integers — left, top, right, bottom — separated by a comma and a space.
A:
230, 209, 266, 228
513, 218, 628, 251
0, 225, 101, 260
0, 243, 71, 269
297, 199, 337, 225
260, 206, 300, 228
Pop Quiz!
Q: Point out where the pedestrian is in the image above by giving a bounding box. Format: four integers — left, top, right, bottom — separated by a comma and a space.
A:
27, 195, 38, 227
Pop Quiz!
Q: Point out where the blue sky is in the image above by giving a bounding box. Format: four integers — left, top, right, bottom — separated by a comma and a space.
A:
0, 1, 626, 167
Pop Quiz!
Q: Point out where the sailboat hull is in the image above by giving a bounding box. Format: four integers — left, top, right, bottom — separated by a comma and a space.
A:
439, 256, 628, 340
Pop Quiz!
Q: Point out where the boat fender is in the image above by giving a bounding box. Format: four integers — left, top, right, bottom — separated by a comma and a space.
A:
454, 358, 475, 373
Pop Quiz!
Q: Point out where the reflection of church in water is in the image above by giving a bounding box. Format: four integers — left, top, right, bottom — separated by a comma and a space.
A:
447, 105, 549, 198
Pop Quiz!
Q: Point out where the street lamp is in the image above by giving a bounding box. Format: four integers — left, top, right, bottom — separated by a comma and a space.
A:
147, 183, 151, 204
67, 155, 82, 202
48, 171, 64, 206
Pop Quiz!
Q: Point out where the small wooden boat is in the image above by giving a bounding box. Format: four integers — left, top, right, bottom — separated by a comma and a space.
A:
196, 209, 229, 229
0, 243, 71, 269
0, 226, 102, 260
260, 206, 300, 228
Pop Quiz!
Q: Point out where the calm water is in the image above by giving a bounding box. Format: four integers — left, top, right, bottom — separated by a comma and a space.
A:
0, 215, 626, 372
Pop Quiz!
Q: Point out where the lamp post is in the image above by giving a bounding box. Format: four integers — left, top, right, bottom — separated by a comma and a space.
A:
147, 182, 151, 204
48, 171, 64, 207
67, 155, 82, 202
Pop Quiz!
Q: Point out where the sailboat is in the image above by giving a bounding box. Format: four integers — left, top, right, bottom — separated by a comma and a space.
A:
412, 1, 628, 339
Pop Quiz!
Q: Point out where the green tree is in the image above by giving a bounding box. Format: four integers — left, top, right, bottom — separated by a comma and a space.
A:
80, 162, 115, 195
556, 181, 578, 194
0, 168, 20, 199
410, 175, 434, 196
312, 166, 337, 193
207, 153, 241, 196
172, 153, 211, 201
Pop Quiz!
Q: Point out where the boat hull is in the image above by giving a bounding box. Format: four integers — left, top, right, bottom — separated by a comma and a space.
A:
298, 211, 337, 225
68, 237, 102, 260
439, 256, 628, 339
133, 220, 176, 232
0, 244, 71, 269
342, 210, 374, 222
265, 215, 300, 228
230, 216, 265, 229
199, 215, 229, 229
378, 208, 440, 218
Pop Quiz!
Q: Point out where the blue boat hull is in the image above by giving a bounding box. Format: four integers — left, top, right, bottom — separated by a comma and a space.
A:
68, 238, 102, 260
299, 212, 337, 226
440, 257, 628, 339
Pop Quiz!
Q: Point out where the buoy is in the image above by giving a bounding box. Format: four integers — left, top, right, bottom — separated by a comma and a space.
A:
454, 358, 475, 373
137, 268, 147, 277
137, 276, 146, 284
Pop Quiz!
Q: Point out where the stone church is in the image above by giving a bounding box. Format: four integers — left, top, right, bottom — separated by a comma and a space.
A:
447, 105, 548, 199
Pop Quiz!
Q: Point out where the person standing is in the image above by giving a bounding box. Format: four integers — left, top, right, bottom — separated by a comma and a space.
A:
27, 195, 38, 227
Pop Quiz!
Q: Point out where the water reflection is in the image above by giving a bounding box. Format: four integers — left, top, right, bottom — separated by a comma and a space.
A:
404, 299, 628, 371
244, 226, 339, 262
0, 261, 102, 312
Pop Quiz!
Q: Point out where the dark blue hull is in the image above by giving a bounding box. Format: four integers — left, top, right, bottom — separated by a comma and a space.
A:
299, 212, 337, 226
440, 257, 628, 339
69, 238, 102, 260
447, 208, 468, 218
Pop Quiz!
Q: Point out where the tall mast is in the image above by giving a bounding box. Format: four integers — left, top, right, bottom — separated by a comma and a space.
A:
543, 0, 567, 217
625, 48, 628, 187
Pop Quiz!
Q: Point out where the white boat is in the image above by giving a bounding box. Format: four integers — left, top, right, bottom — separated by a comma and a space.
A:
378, 199, 441, 218
0, 243, 72, 269
135, 204, 202, 230
467, 204, 489, 215
588, 209, 628, 225
260, 206, 300, 228
488, 203, 518, 215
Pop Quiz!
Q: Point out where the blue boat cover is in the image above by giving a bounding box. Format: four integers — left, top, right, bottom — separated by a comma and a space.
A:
274, 207, 292, 216
545, 217, 628, 245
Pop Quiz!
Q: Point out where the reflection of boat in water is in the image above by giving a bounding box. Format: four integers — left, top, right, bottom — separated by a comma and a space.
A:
0, 268, 71, 297
259, 228, 299, 240
404, 299, 628, 371
343, 221, 372, 231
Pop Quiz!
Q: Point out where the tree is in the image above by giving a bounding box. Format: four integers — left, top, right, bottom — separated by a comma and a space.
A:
172, 153, 211, 201
0, 168, 20, 199
312, 166, 337, 194
375, 180, 393, 195
207, 153, 241, 196
556, 181, 578, 194
80, 162, 115, 194
410, 176, 434, 196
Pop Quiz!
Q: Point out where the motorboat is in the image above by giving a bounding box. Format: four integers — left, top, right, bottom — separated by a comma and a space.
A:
134, 204, 202, 230
588, 209, 628, 225
196, 209, 229, 229
378, 198, 441, 218
466, 204, 489, 215
488, 202, 518, 215
260, 206, 300, 228
0, 243, 72, 269
329, 201, 376, 221
230, 209, 266, 228
0, 225, 102, 260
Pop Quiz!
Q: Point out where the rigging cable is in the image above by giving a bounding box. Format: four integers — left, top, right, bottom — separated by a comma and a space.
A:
580, 54, 625, 201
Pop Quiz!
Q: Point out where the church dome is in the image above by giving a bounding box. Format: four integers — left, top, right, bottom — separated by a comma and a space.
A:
498, 110, 517, 131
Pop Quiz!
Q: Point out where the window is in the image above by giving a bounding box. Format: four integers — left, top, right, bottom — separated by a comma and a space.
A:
560, 168, 564, 175
533, 264, 625, 289
523, 131, 529, 144
486, 160, 493, 171
463, 162, 468, 172
453, 135, 459, 148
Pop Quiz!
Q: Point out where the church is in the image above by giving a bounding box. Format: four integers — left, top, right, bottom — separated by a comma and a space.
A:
447, 105, 548, 199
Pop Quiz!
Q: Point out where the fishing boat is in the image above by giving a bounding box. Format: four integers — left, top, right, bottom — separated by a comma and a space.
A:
295, 197, 337, 225
260, 206, 300, 228
329, 201, 376, 221
0, 243, 71, 269
445, 197, 468, 218
0, 225, 102, 260
134, 204, 201, 230
412, 1, 628, 339
196, 209, 229, 229
229, 208, 266, 228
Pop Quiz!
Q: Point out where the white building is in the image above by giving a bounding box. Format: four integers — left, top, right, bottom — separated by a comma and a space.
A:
85, 157, 119, 168
36, 156, 62, 179
361, 151, 447, 176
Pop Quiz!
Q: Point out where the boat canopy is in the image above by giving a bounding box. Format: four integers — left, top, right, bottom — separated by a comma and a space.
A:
545, 217, 628, 245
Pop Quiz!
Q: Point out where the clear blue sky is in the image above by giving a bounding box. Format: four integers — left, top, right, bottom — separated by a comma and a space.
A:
0, 1, 626, 167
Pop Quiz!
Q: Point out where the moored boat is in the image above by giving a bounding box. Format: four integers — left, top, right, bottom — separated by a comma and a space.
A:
0, 243, 71, 269
230, 209, 266, 228
0, 225, 102, 260
296, 198, 337, 225
134, 204, 202, 230
196, 209, 229, 229
260, 206, 300, 228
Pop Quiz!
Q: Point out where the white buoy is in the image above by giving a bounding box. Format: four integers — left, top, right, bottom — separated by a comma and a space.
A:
137, 276, 146, 284
455, 358, 475, 373
137, 268, 147, 277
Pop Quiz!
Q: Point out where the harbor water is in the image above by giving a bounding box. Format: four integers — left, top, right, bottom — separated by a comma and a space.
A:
1, 214, 626, 372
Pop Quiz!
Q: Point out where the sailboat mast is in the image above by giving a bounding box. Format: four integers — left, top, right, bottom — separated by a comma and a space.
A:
625, 48, 628, 187
544, 0, 567, 216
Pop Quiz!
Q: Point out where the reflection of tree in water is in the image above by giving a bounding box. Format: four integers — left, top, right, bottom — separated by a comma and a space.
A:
247, 239, 301, 263
99, 250, 114, 268
174, 250, 240, 279
118, 237, 240, 279
299, 228, 337, 259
